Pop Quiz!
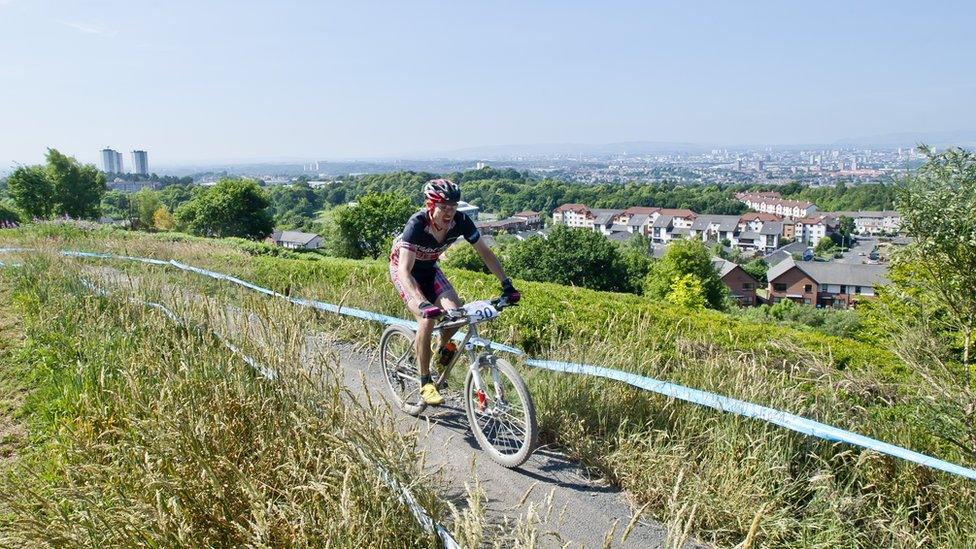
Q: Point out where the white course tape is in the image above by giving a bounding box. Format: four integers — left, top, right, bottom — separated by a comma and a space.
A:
3, 247, 976, 482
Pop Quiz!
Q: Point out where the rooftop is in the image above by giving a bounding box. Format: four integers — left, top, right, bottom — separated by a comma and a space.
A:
767, 257, 890, 287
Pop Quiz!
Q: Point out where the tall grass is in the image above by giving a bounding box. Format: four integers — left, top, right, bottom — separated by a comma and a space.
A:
3, 226, 975, 547
0, 253, 538, 547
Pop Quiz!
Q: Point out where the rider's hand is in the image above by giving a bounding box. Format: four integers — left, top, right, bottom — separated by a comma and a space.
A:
417, 300, 443, 319
500, 278, 520, 304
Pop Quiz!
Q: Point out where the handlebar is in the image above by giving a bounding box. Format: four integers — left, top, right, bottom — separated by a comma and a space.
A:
435, 294, 518, 326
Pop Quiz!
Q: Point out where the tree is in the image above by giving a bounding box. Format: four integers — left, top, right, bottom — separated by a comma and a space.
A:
741, 258, 769, 285
644, 239, 727, 309
0, 201, 22, 225
100, 190, 130, 219
6, 165, 55, 219
883, 146, 976, 459
814, 236, 837, 255
329, 192, 414, 259
131, 188, 162, 229
441, 242, 490, 273
159, 184, 196, 211
838, 215, 856, 237
836, 215, 856, 249
152, 205, 174, 230
175, 178, 273, 239
45, 148, 106, 219
618, 235, 653, 294
665, 273, 707, 310
506, 225, 630, 292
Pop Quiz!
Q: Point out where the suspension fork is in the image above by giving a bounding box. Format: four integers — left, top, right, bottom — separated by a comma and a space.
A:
463, 323, 491, 411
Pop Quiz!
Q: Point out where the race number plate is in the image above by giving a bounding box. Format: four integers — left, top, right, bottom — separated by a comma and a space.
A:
462, 300, 498, 322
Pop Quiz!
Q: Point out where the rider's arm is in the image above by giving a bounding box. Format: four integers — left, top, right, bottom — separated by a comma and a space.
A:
471, 238, 508, 284
397, 246, 430, 312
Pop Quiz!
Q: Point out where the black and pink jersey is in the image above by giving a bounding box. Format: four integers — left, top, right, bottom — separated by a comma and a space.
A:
389, 210, 481, 279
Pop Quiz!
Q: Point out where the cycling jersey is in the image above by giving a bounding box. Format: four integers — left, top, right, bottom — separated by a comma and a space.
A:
390, 210, 480, 275
389, 209, 480, 303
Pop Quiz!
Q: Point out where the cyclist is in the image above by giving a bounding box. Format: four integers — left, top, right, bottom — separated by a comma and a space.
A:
389, 178, 520, 405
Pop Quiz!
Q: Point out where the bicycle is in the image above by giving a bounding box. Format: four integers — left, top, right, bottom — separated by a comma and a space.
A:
379, 296, 538, 468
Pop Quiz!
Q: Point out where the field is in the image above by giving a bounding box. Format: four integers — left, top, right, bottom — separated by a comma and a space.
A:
2, 223, 974, 547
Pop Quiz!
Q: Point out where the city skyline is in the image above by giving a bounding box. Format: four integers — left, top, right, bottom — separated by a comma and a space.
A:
2, 1, 975, 167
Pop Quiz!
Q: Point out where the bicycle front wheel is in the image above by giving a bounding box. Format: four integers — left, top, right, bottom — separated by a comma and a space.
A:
464, 357, 538, 468
379, 325, 427, 416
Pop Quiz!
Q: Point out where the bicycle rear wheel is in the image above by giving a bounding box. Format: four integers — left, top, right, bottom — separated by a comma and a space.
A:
379, 325, 427, 416
464, 357, 538, 468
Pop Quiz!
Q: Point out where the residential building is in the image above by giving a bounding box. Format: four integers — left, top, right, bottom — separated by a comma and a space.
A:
267, 231, 323, 250
107, 180, 161, 193
795, 214, 839, 246
131, 150, 149, 175
828, 210, 902, 235
624, 213, 652, 235
457, 200, 480, 220
511, 210, 542, 228
611, 206, 659, 236
764, 241, 813, 267
645, 208, 696, 243
101, 147, 124, 173
650, 215, 675, 244
690, 214, 741, 243
738, 212, 782, 232
781, 219, 797, 241
611, 206, 660, 225
735, 191, 816, 218
712, 257, 760, 306
757, 221, 782, 252
766, 257, 889, 308
591, 209, 624, 235
476, 218, 529, 235
552, 203, 594, 228
551, 203, 626, 234
655, 208, 697, 228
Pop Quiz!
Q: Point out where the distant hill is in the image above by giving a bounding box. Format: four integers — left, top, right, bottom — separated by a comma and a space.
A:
434, 141, 713, 159
832, 130, 976, 149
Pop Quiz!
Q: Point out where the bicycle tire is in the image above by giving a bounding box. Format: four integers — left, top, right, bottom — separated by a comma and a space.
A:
464, 357, 538, 468
379, 325, 427, 416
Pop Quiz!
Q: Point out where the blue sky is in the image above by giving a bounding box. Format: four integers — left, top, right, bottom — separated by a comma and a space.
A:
1, 0, 974, 166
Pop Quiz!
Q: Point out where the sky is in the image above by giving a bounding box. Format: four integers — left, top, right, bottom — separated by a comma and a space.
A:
1, 0, 975, 167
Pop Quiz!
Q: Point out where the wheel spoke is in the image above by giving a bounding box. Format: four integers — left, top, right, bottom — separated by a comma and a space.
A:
382, 329, 426, 412
469, 364, 531, 457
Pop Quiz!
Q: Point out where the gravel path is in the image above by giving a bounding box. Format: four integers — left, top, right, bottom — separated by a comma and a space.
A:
89, 265, 706, 548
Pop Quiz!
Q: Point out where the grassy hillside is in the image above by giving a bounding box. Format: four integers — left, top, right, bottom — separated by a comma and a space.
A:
0, 236, 542, 546
2, 224, 974, 547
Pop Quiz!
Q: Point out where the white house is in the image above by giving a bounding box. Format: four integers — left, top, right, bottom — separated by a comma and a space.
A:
829, 210, 902, 235
795, 215, 838, 246
268, 231, 323, 250
552, 204, 594, 228
457, 201, 480, 221
511, 210, 542, 227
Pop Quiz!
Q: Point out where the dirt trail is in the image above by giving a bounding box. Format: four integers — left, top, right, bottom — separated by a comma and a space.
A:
0, 285, 26, 466
89, 265, 706, 548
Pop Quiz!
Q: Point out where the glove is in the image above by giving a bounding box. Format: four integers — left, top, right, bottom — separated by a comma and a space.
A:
417, 300, 443, 319
500, 278, 521, 304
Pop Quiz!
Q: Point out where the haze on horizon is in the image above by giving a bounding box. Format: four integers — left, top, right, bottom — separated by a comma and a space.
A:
2, 0, 975, 167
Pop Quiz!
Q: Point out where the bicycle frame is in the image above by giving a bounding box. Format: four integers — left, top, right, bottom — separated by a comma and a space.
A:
432, 317, 496, 398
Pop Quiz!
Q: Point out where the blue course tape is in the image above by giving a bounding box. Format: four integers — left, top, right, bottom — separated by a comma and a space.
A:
525, 359, 976, 481
3, 247, 976, 482
77, 276, 454, 547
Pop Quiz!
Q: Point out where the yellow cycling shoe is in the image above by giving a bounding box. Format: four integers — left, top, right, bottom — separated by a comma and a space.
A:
420, 383, 445, 405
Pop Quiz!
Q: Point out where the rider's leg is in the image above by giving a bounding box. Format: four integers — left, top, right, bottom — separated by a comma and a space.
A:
414, 313, 436, 378
431, 268, 462, 346
435, 289, 463, 345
